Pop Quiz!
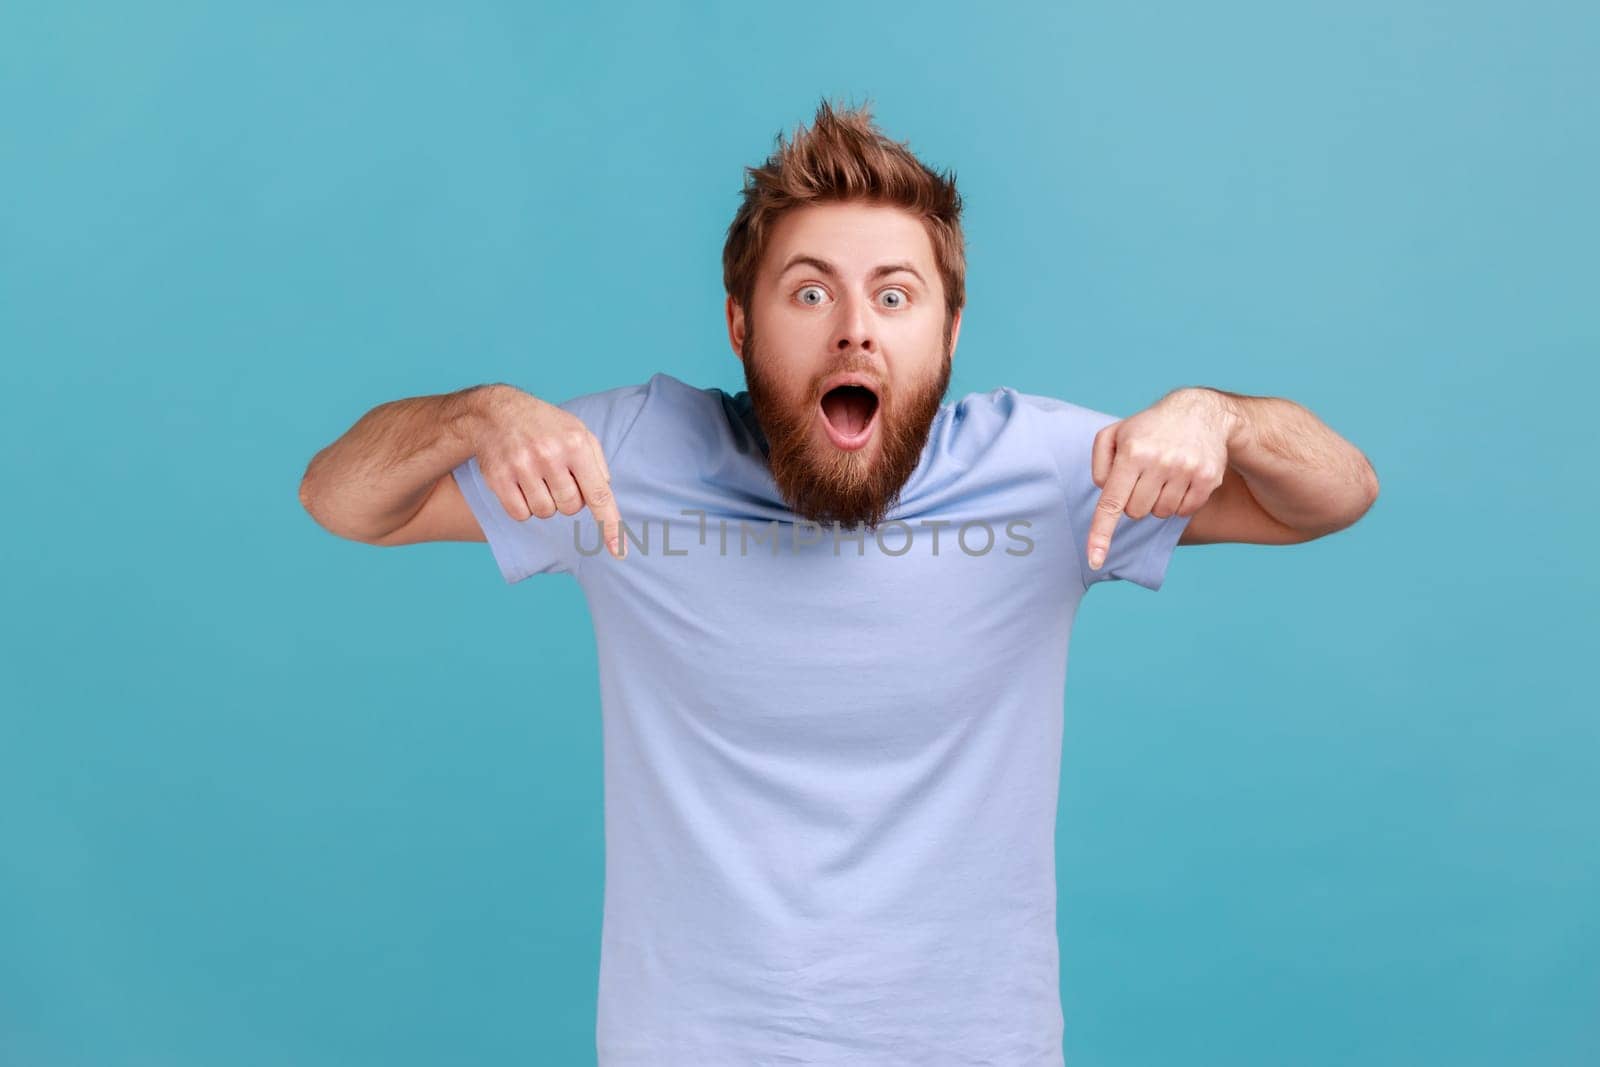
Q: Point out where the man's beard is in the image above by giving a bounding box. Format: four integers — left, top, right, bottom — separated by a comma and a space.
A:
741, 320, 952, 530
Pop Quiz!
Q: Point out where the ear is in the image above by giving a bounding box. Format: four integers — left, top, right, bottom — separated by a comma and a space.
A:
949, 306, 963, 357
725, 295, 746, 364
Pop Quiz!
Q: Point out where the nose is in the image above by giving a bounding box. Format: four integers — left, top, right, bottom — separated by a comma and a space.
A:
834, 290, 875, 353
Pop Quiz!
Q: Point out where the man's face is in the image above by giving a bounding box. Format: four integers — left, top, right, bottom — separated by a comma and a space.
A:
726, 200, 962, 529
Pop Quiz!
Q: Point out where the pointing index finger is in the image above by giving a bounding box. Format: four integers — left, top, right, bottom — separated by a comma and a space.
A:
571, 438, 624, 560
1086, 442, 1138, 573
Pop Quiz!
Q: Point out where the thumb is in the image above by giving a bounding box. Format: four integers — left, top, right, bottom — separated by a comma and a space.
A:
1091, 422, 1118, 488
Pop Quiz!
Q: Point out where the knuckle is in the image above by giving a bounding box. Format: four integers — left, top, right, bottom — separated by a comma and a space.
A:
480, 475, 524, 520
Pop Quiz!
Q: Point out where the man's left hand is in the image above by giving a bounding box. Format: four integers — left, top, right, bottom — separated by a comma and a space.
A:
1085, 388, 1238, 572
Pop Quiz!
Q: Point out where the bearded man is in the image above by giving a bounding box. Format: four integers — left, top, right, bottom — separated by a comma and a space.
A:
300, 97, 1378, 1066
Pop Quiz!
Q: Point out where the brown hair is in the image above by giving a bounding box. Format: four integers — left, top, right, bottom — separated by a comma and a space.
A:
722, 96, 967, 345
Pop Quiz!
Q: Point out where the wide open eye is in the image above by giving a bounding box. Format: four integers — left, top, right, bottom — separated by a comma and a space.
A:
880, 288, 908, 309
797, 285, 826, 306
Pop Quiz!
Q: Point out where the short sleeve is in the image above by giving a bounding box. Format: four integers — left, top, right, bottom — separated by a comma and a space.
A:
1020, 391, 1192, 593
452, 381, 651, 584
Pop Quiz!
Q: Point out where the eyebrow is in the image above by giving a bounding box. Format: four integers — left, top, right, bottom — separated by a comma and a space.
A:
778, 254, 927, 288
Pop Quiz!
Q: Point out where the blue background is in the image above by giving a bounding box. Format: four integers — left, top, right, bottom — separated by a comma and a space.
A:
3, 2, 1594, 1064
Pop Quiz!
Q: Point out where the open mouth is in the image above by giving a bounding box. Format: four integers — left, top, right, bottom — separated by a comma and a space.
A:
819, 383, 880, 451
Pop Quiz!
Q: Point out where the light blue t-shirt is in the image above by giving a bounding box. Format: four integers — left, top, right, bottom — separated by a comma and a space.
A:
452, 372, 1190, 1066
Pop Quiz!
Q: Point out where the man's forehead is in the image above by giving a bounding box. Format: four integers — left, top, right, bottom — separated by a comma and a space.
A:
764, 203, 935, 276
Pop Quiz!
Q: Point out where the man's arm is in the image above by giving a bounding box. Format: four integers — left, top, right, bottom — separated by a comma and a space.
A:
1180, 389, 1379, 546
298, 386, 492, 545
297, 383, 625, 558
1081, 386, 1377, 570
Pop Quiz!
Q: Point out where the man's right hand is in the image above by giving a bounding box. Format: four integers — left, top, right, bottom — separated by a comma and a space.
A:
472, 385, 626, 559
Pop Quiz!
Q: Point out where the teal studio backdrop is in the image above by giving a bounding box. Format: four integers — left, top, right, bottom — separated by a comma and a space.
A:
2, 2, 1594, 1065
